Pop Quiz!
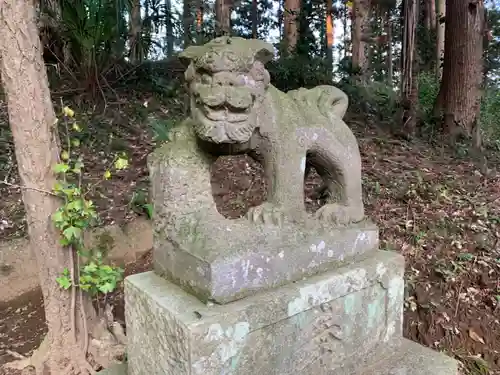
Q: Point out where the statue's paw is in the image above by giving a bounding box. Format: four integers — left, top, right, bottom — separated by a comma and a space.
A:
315, 203, 353, 225
246, 202, 285, 226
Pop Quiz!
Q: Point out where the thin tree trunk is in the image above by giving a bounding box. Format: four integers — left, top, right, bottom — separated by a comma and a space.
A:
251, 0, 258, 38
400, 0, 419, 137
165, 0, 174, 57
343, 3, 348, 60
283, 0, 300, 53
385, 8, 393, 84
434, 0, 484, 143
129, 0, 142, 63
215, 0, 232, 36
326, 0, 334, 79
183, 0, 194, 47
428, 0, 436, 30
351, 0, 371, 79
436, 0, 445, 79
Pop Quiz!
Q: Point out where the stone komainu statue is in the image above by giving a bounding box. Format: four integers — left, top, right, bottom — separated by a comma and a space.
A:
155, 36, 364, 226
148, 36, 374, 303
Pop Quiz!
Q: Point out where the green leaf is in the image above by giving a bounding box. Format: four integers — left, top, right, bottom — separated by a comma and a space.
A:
53, 181, 64, 192
53, 163, 70, 174
61, 150, 70, 161
144, 203, 154, 219
79, 283, 91, 291
56, 275, 72, 290
63, 226, 82, 241
59, 237, 71, 246
66, 199, 84, 212
101, 265, 113, 273
114, 157, 129, 170
52, 210, 65, 224
83, 262, 98, 273
73, 160, 84, 174
98, 281, 116, 294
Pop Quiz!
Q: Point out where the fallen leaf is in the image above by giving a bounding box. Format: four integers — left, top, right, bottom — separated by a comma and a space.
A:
468, 329, 485, 344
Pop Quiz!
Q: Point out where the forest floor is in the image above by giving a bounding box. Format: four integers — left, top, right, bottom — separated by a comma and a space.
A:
1, 87, 500, 375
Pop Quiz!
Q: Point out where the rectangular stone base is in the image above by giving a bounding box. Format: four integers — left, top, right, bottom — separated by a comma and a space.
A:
154, 219, 379, 304
98, 338, 457, 375
123, 250, 455, 375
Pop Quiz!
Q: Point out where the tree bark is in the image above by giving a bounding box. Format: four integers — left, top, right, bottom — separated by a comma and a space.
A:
351, 0, 371, 79
434, 0, 484, 142
283, 0, 300, 53
0, 1, 124, 374
400, 0, 419, 137
165, 0, 174, 57
251, 0, 258, 38
385, 8, 393, 84
129, 0, 142, 63
1, 1, 82, 373
326, 0, 334, 79
435, 0, 445, 79
423, 0, 436, 31
428, 0, 436, 30
183, 0, 194, 47
215, 0, 233, 36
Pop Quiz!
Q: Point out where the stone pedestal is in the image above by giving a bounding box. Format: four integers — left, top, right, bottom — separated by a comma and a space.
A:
119, 250, 457, 375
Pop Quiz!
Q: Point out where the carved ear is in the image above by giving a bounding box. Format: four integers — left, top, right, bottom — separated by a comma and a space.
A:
248, 40, 275, 65
178, 45, 204, 67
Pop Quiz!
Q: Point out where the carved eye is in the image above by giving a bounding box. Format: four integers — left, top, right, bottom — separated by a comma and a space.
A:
233, 75, 248, 87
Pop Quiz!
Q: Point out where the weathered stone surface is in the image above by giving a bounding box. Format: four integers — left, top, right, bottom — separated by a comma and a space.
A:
149, 36, 371, 303
98, 338, 458, 375
97, 363, 127, 375
125, 250, 416, 375
153, 218, 379, 304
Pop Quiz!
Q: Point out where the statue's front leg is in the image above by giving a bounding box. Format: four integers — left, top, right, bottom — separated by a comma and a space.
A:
246, 144, 306, 225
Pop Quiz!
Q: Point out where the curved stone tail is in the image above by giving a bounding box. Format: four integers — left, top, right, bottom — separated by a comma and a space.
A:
287, 85, 349, 120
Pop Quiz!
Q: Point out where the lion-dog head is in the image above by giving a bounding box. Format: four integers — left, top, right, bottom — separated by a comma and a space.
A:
180, 37, 274, 144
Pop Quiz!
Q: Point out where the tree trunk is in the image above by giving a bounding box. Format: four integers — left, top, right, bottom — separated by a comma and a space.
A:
343, 4, 347, 60
351, 0, 371, 79
326, 0, 334, 80
427, 0, 436, 30
435, 0, 445, 79
400, 0, 419, 137
423, 0, 436, 31
283, 0, 300, 53
165, 0, 174, 57
1, 1, 85, 373
434, 0, 484, 142
0, 1, 125, 374
183, 0, 194, 47
251, 0, 258, 38
129, 0, 142, 63
385, 8, 393, 84
215, 0, 232, 36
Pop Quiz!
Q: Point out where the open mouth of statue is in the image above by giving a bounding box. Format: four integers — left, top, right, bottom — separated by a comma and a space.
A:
200, 104, 250, 123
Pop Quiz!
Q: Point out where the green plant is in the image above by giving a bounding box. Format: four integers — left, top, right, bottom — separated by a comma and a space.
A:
479, 88, 500, 145
267, 55, 332, 92
52, 105, 127, 308
148, 116, 178, 145
129, 188, 153, 219
41, 0, 129, 88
